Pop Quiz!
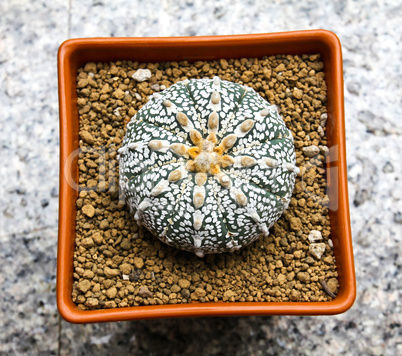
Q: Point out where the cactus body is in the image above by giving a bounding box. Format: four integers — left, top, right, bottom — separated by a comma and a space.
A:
119, 77, 299, 257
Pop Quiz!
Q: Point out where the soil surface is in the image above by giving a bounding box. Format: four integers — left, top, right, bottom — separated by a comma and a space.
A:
73, 55, 339, 310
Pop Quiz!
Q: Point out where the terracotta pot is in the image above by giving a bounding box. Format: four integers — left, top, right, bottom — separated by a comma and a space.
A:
57, 30, 356, 323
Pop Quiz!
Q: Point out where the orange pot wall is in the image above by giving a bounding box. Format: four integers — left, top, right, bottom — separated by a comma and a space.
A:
57, 31, 356, 323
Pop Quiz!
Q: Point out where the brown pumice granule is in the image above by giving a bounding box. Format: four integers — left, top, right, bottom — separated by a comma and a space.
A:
72, 55, 339, 310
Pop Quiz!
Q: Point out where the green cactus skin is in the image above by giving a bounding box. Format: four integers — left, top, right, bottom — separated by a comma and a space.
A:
119, 77, 299, 257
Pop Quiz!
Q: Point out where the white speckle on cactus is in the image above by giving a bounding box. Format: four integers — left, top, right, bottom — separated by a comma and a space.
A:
119, 77, 299, 256
247, 208, 261, 223
259, 223, 269, 237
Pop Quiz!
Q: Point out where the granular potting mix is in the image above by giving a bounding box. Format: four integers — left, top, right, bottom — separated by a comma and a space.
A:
73, 55, 339, 310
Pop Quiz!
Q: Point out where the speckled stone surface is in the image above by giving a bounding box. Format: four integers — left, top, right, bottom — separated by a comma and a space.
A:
1, 0, 401, 355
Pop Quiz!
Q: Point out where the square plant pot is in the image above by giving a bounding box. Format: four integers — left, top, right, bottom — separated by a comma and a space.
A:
57, 30, 356, 323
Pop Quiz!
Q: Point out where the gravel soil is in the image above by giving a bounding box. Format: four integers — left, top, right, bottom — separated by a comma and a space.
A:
72, 55, 339, 310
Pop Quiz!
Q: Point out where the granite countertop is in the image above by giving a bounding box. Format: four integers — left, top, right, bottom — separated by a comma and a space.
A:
0, 0, 401, 355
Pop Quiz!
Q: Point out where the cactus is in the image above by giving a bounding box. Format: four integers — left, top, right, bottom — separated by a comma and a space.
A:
119, 77, 299, 257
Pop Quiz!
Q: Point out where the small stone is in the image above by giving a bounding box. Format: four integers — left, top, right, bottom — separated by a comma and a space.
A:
83, 270, 94, 279
119, 263, 132, 275
320, 113, 328, 127
181, 289, 190, 299
277, 274, 287, 284
82, 204, 95, 218
134, 257, 144, 269
138, 286, 153, 298
309, 243, 326, 259
308, 230, 322, 243
223, 290, 235, 300
113, 88, 125, 100
317, 126, 325, 137
129, 269, 142, 282
172, 68, 182, 77
275, 63, 286, 72
120, 238, 131, 250
319, 145, 329, 156
171, 284, 181, 293
303, 145, 320, 158
289, 217, 302, 231
92, 232, 103, 245
327, 278, 339, 293
289, 289, 300, 301
80, 131, 94, 145
193, 288, 206, 299
311, 214, 322, 225
104, 301, 117, 308
81, 237, 94, 248
100, 83, 111, 94
132, 68, 152, 82
178, 278, 191, 289
293, 250, 302, 259
219, 59, 228, 69
106, 287, 117, 299
287, 271, 295, 281
305, 256, 316, 265
312, 99, 321, 108
77, 279, 91, 293
297, 272, 310, 283
104, 267, 120, 278
77, 79, 88, 88
263, 68, 271, 79
85, 298, 99, 307
84, 62, 97, 73
293, 88, 303, 99
99, 220, 109, 230
241, 71, 254, 83
151, 83, 160, 91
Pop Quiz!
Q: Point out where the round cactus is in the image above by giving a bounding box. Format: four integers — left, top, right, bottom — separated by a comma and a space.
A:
119, 77, 299, 257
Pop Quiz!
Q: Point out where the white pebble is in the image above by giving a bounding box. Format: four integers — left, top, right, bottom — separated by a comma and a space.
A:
309, 243, 326, 259
319, 145, 329, 156
308, 230, 322, 243
303, 145, 320, 158
320, 113, 328, 127
132, 68, 152, 82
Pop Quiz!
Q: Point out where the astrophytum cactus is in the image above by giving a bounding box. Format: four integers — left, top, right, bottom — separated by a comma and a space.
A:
119, 76, 299, 257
